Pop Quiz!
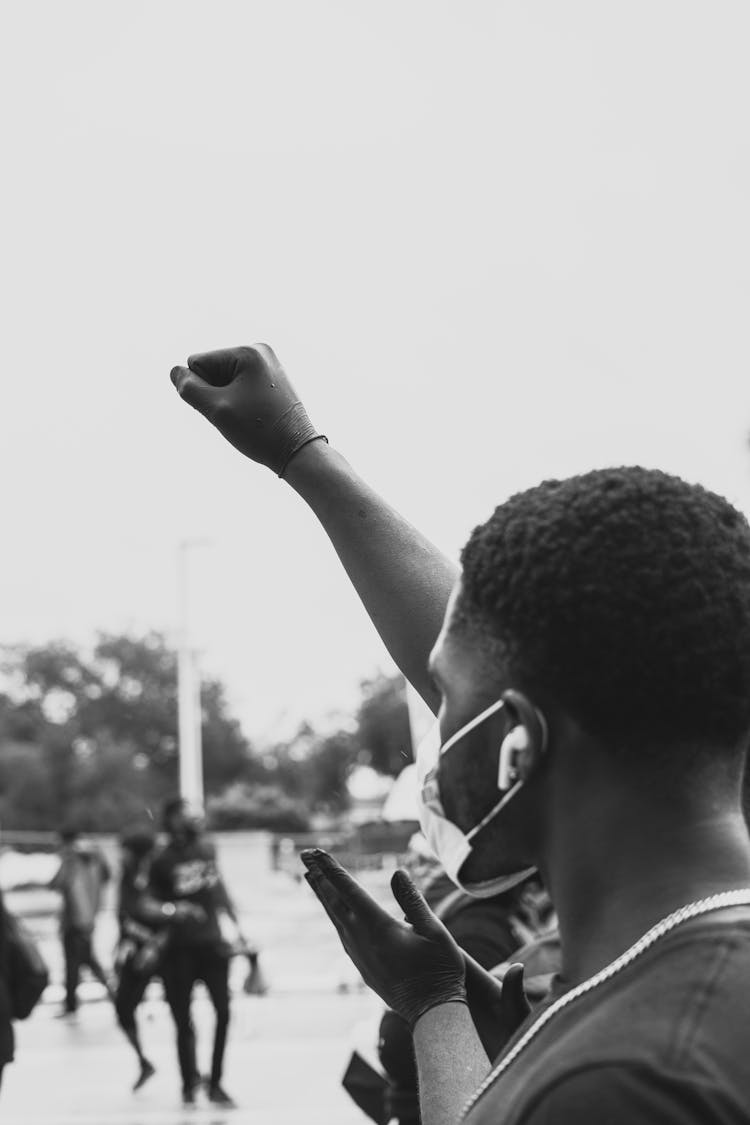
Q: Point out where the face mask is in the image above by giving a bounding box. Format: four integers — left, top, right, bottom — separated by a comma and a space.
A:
416, 703, 537, 898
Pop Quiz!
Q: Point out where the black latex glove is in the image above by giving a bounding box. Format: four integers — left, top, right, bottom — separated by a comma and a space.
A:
170, 344, 327, 477
463, 955, 531, 1061
301, 849, 466, 1029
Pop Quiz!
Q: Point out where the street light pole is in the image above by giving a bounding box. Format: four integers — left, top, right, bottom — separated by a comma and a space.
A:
177, 539, 208, 806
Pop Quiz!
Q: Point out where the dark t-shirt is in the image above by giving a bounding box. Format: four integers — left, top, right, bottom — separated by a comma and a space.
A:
117, 856, 160, 941
464, 908, 750, 1125
148, 838, 224, 947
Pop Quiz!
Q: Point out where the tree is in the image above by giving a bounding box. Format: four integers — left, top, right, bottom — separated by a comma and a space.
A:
0, 642, 416, 830
0, 632, 255, 831
254, 672, 412, 814
354, 672, 413, 777
261, 723, 357, 814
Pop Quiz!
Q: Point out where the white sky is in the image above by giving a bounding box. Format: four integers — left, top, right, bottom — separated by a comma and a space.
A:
1, 1, 749, 745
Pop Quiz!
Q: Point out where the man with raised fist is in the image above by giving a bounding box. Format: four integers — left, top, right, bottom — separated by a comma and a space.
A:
171, 346, 750, 1125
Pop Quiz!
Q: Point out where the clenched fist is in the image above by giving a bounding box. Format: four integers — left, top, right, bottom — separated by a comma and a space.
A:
170, 344, 327, 477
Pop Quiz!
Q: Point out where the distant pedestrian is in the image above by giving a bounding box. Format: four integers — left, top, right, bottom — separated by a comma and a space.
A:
114, 827, 161, 1091
0, 891, 15, 1095
0, 888, 49, 1098
50, 825, 113, 1017
149, 798, 245, 1108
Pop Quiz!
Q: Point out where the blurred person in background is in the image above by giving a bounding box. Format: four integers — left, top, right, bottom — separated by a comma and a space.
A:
0, 890, 14, 1096
148, 797, 245, 1109
50, 824, 113, 1018
113, 827, 163, 1093
0, 888, 49, 1099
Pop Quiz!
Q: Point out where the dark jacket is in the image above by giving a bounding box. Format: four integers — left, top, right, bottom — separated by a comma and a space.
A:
0, 891, 16, 1066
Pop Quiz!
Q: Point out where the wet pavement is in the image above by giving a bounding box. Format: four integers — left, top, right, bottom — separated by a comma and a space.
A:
1, 987, 380, 1124
1, 833, 399, 1124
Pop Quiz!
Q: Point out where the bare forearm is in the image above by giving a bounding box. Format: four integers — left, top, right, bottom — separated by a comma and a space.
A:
413, 1002, 490, 1125
127, 892, 171, 926
285, 441, 458, 711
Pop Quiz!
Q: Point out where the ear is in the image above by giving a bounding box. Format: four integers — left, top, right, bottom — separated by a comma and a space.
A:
499, 689, 548, 785
498, 724, 532, 788
501, 689, 548, 752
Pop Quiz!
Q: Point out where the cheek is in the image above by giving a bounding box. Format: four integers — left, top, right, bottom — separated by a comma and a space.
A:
439, 737, 501, 831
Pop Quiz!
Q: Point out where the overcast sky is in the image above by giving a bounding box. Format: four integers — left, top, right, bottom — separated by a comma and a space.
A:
1, 1, 748, 745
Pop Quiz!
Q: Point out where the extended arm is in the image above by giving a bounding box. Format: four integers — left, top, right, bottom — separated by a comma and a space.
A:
170, 345, 458, 712
285, 441, 457, 710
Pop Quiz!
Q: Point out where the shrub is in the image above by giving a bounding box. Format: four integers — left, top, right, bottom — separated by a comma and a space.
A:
206, 783, 312, 833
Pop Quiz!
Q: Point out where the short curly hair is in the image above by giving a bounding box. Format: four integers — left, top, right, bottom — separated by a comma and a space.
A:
120, 826, 156, 858
457, 467, 750, 752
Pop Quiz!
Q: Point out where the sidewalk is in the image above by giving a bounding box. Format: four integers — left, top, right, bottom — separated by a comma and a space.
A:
1, 988, 380, 1125
1, 834, 398, 1122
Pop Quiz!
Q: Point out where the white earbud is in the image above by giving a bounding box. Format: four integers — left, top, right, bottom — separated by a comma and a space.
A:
498, 725, 531, 790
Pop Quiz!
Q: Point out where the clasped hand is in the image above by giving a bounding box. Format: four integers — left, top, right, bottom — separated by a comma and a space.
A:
301, 849, 466, 1029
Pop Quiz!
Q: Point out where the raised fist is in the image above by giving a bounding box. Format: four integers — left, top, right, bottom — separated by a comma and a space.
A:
170, 344, 327, 476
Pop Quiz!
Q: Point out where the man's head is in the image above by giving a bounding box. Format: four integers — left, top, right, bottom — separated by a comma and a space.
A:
162, 796, 205, 843
429, 467, 750, 879
120, 826, 156, 861
59, 823, 81, 848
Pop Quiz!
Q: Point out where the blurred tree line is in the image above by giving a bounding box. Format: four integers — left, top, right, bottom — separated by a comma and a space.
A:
0, 633, 413, 833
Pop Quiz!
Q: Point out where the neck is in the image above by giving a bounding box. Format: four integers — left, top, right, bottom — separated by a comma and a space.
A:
543, 784, 750, 986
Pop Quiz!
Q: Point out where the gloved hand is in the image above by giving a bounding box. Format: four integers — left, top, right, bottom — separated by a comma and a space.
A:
170, 344, 327, 477
301, 849, 466, 1029
463, 955, 531, 1061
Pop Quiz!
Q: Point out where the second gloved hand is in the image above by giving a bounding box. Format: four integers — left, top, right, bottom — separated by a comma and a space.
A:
301, 849, 467, 1029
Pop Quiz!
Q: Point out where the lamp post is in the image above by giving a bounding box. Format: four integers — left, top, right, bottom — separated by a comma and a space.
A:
177, 539, 209, 805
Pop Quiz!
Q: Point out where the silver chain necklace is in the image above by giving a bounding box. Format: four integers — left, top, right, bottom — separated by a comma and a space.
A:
461, 887, 750, 1121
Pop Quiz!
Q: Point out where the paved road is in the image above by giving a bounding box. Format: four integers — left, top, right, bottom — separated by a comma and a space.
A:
1, 988, 381, 1125
1, 833, 402, 1123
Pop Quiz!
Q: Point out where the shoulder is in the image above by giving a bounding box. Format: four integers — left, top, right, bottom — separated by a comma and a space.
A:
517, 1063, 727, 1125
542, 920, 750, 1057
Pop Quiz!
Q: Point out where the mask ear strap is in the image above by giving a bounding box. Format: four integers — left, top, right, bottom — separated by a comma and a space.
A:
439, 699, 507, 757
467, 695, 548, 840
465, 780, 524, 843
